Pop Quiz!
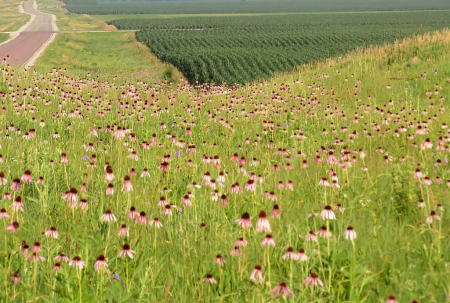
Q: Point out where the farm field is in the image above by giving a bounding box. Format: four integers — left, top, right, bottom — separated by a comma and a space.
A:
61, 0, 450, 15
34, 31, 184, 83
0, 27, 449, 302
108, 11, 450, 85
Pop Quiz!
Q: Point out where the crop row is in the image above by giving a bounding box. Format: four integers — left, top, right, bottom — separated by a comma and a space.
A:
109, 12, 450, 84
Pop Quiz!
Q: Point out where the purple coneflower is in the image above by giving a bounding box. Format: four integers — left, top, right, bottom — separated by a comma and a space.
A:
161, 205, 173, 216
270, 205, 280, 218
11, 178, 21, 191
106, 183, 114, 196
27, 252, 46, 262
21, 170, 32, 183
101, 209, 117, 222
45, 226, 59, 239
118, 224, 129, 237
320, 205, 336, 220
11, 196, 24, 212
94, 255, 109, 272
426, 211, 440, 224
6, 221, 19, 233
282, 247, 299, 260
0, 208, 9, 219
2, 192, 11, 200
69, 256, 86, 269
235, 237, 248, 247
256, 210, 271, 232
303, 273, 324, 288
250, 265, 264, 284
236, 212, 252, 228
10, 274, 20, 284
261, 234, 276, 247
135, 211, 148, 225
317, 225, 332, 238
298, 248, 308, 261
202, 274, 217, 284
53, 263, 61, 271
149, 217, 163, 228
386, 295, 398, 303
37, 176, 44, 185
268, 282, 294, 298
54, 253, 69, 262
230, 246, 241, 256
213, 254, 226, 266
344, 226, 357, 240
118, 244, 135, 259
304, 230, 318, 242
122, 175, 133, 192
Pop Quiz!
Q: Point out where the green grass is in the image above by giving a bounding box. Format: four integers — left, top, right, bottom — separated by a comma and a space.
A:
0, 0, 31, 32
34, 31, 183, 82
0, 29, 449, 302
0, 33, 10, 44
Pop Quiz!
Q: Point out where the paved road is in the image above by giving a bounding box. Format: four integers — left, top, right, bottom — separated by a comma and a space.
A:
0, 1, 54, 66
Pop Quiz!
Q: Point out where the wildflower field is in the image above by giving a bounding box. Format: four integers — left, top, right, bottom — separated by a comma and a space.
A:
0, 29, 449, 303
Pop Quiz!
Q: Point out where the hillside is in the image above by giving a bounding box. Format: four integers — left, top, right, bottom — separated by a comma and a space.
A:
0, 29, 448, 302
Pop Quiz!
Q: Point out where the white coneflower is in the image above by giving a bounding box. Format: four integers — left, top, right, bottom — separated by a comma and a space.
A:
417, 199, 426, 208
426, 211, 440, 224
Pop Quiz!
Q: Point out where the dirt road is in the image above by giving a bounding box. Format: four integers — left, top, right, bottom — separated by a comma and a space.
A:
0, 1, 55, 66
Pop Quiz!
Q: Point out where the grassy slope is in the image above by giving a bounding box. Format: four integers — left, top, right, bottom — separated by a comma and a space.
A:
0, 32, 9, 44
0, 29, 449, 302
33, 31, 184, 83
0, 0, 31, 32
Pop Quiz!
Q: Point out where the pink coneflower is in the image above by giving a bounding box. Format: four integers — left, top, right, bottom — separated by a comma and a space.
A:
317, 225, 332, 238
21, 170, 32, 183
135, 211, 148, 224
104, 168, 115, 181
118, 244, 135, 259
2, 192, 11, 200
10, 274, 20, 284
129, 168, 137, 177
127, 206, 139, 219
159, 162, 170, 172
53, 263, 61, 271
303, 273, 324, 288
235, 237, 248, 247
236, 212, 252, 228
32, 242, 42, 252
45, 226, 59, 239
230, 246, 241, 256
54, 253, 69, 262
426, 211, 441, 224
267, 191, 277, 201
161, 205, 173, 216
436, 204, 444, 211
11, 178, 21, 191
60, 153, 68, 164
94, 255, 109, 272
69, 256, 86, 269
6, 221, 19, 233
344, 226, 357, 240
149, 217, 163, 228
270, 205, 281, 218
79, 199, 88, 210
101, 209, 117, 222
11, 196, 24, 212
181, 195, 192, 207
320, 205, 336, 220
213, 254, 226, 266
27, 252, 46, 262
256, 210, 271, 232
298, 248, 308, 261
268, 282, 294, 298
141, 168, 150, 178
118, 224, 129, 237
157, 196, 168, 207
242, 262, 260, 284
37, 176, 44, 185
261, 234, 276, 247
65, 188, 78, 204
386, 295, 398, 303
286, 180, 293, 191
304, 230, 318, 242
278, 181, 284, 190
0, 208, 9, 219
282, 247, 299, 260
202, 274, 217, 284
122, 175, 133, 192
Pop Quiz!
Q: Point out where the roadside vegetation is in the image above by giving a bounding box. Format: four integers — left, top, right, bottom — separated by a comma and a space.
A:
0, 29, 449, 302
